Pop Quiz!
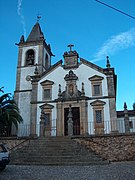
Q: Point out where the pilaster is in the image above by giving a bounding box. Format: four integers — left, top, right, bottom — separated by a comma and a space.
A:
56, 102, 63, 136
106, 68, 118, 133
30, 76, 39, 136
109, 98, 118, 133
80, 100, 88, 135
38, 44, 44, 73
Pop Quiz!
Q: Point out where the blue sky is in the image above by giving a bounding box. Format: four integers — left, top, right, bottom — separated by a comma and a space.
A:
0, 0, 135, 110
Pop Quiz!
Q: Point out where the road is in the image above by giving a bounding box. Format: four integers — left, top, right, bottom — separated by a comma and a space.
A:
0, 162, 135, 180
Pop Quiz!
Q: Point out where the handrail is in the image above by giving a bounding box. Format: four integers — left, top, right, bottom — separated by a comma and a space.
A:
9, 138, 31, 151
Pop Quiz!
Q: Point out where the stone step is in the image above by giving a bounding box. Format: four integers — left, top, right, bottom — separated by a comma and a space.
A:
10, 137, 107, 166
10, 161, 107, 166
11, 156, 102, 162
11, 154, 101, 160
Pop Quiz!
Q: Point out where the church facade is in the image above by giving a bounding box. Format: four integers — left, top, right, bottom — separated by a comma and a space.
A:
14, 22, 118, 137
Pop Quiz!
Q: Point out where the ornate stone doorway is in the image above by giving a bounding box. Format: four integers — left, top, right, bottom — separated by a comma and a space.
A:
64, 107, 80, 136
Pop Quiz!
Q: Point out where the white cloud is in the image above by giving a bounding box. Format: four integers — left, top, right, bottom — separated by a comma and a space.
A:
17, 0, 22, 15
17, 0, 26, 38
93, 28, 135, 62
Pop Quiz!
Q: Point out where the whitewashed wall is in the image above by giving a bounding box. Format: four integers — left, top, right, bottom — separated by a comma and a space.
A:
36, 62, 110, 136
18, 92, 31, 136
38, 63, 108, 101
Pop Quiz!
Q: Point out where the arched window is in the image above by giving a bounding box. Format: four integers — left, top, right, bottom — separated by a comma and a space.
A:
26, 49, 35, 66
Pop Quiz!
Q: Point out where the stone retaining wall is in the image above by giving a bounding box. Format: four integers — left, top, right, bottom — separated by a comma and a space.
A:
73, 133, 135, 162
1, 134, 135, 162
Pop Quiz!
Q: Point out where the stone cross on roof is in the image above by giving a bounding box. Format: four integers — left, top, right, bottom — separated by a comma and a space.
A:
68, 44, 74, 52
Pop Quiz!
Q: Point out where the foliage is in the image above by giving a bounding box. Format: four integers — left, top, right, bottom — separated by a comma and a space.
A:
0, 88, 23, 136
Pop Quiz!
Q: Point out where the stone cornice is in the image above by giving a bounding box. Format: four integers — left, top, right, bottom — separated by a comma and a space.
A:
14, 89, 32, 93
80, 58, 104, 73
41, 60, 62, 78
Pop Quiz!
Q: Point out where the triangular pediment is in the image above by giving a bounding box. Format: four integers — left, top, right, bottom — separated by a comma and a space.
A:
40, 103, 54, 109
90, 100, 106, 106
40, 80, 54, 86
89, 75, 104, 81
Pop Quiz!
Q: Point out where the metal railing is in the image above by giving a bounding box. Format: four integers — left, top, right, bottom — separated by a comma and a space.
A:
0, 119, 135, 137
0, 125, 11, 137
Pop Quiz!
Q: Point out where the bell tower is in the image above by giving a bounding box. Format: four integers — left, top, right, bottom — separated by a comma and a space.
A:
14, 22, 54, 131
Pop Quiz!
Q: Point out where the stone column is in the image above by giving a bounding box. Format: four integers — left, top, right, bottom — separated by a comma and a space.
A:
68, 104, 73, 136
124, 102, 130, 133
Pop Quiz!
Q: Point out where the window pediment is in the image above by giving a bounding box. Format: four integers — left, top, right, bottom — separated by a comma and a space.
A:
90, 100, 106, 106
40, 80, 54, 86
89, 75, 104, 81
40, 103, 54, 109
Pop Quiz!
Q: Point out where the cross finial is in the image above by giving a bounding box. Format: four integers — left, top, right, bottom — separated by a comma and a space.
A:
68, 44, 74, 52
37, 15, 41, 22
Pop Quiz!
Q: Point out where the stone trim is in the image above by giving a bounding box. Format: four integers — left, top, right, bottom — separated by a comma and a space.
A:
90, 100, 106, 106
25, 48, 36, 66
14, 89, 32, 93
88, 75, 104, 81
90, 100, 105, 135
40, 80, 54, 86
40, 103, 54, 109
41, 82, 54, 101
89, 75, 104, 97
41, 60, 62, 77
56, 100, 88, 136
40, 103, 53, 136
80, 58, 104, 73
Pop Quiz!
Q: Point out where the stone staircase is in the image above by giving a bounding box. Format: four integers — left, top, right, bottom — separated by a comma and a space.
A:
10, 137, 107, 166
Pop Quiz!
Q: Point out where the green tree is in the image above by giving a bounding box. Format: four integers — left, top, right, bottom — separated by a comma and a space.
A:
0, 87, 23, 136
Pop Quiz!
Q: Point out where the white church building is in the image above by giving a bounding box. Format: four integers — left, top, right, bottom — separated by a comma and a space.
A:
14, 22, 122, 137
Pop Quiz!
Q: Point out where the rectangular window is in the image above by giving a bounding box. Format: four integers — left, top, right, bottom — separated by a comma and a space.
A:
44, 113, 50, 126
44, 89, 51, 99
95, 110, 102, 123
94, 85, 100, 96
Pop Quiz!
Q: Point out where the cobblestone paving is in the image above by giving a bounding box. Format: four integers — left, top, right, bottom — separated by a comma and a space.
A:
0, 162, 135, 180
